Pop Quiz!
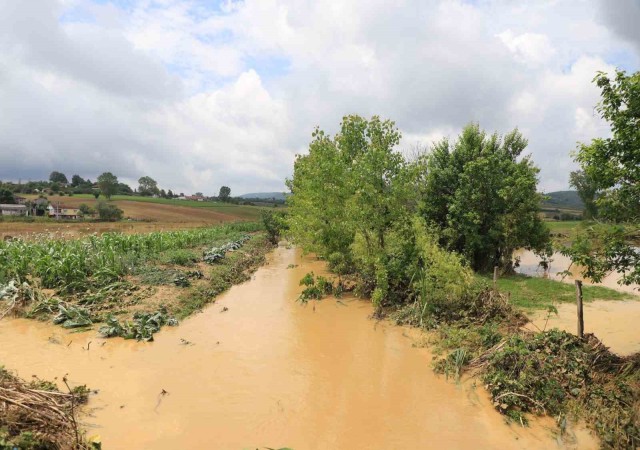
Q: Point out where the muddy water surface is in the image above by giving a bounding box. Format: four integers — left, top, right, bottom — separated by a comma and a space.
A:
514, 249, 639, 294
528, 300, 640, 355
0, 246, 597, 449
516, 249, 639, 355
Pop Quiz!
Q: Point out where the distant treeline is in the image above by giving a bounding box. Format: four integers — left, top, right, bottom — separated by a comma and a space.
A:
0, 171, 238, 204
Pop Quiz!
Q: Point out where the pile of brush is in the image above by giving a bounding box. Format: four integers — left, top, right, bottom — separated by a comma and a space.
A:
0, 367, 91, 449
469, 329, 640, 448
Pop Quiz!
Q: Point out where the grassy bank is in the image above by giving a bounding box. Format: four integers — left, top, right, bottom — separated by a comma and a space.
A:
480, 274, 633, 310
0, 222, 273, 341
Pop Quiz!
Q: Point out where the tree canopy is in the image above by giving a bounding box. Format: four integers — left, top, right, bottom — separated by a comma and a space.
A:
49, 171, 68, 184
575, 70, 639, 221
287, 116, 549, 306
0, 189, 15, 204
569, 170, 598, 219
138, 176, 159, 196
418, 123, 549, 272
218, 186, 231, 202
71, 175, 85, 187
564, 70, 640, 286
97, 172, 119, 200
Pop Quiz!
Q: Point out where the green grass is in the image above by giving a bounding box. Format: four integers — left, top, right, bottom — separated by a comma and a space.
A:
69, 194, 249, 209
479, 274, 634, 310
544, 220, 582, 232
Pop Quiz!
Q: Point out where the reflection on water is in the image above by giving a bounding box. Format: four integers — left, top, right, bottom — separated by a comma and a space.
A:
0, 246, 597, 449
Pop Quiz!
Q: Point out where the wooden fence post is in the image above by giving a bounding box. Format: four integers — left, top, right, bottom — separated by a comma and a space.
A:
493, 266, 499, 290
575, 280, 584, 338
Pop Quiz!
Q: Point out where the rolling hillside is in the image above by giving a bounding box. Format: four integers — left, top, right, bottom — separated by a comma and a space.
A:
542, 190, 584, 210
238, 192, 288, 201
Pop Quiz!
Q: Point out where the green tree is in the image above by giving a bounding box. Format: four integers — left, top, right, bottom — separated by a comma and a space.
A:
564, 70, 640, 286
286, 119, 356, 273
96, 200, 123, 221
138, 176, 159, 196
167, 189, 174, 198
0, 189, 15, 204
71, 175, 85, 187
97, 172, 118, 200
287, 115, 419, 304
78, 203, 94, 217
218, 186, 231, 202
419, 123, 549, 272
569, 170, 598, 219
49, 171, 68, 184
575, 70, 640, 221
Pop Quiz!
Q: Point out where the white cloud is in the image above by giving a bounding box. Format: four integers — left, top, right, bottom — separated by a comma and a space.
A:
498, 30, 556, 67
0, 0, 638, 195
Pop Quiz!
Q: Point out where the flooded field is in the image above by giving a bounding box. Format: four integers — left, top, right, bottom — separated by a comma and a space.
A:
0, 246, 597, 449
514, 249, 639, 295
516, 249, 639, 355
528, 300, 640, 355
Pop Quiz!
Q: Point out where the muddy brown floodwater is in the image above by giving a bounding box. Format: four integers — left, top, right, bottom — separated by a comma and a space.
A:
0, 246, 598, 449
516, 250, 640, 355
514, 249, 639, 295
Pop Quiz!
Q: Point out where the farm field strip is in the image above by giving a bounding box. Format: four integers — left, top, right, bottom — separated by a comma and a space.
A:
0, 222, 272, 341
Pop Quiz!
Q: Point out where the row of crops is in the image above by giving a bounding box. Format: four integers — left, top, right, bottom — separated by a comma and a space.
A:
0, 222, 262, 293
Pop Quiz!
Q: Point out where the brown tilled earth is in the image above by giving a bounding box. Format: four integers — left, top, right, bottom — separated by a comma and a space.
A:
0, 196, 262, 239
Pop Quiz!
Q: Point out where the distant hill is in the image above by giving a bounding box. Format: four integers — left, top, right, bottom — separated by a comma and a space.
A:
238, 192, 289, 201
542, 190, 584, 210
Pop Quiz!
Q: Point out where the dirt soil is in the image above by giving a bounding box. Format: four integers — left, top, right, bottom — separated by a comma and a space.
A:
0, 196, 262, 239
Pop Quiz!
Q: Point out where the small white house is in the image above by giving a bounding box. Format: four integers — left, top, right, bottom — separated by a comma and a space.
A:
0, 204, 28, 216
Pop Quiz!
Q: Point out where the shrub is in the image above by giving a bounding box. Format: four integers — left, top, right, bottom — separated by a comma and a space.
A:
96, 200, 123, 221
78, 203, 94, 217
261, 210, 288, 244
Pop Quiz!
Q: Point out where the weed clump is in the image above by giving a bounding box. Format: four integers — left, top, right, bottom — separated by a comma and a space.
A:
297, 272, 340, 303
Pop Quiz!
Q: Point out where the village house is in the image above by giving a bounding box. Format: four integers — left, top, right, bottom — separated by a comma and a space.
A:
0, 204, 28, 216
47, 204, 81, 219
13, 196, 27, 205
185, 195, 205, 201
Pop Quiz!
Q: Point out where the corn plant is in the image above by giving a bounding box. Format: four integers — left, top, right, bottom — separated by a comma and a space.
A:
0, 223, 261, 293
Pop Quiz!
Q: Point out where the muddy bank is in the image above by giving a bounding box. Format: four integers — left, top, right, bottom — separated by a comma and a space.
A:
0, 246, 597, 449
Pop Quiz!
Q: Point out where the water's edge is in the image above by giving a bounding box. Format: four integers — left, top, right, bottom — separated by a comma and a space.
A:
0, 245, 597, 449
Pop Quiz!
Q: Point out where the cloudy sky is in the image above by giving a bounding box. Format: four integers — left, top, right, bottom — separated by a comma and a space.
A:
0, 0, 639, 195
